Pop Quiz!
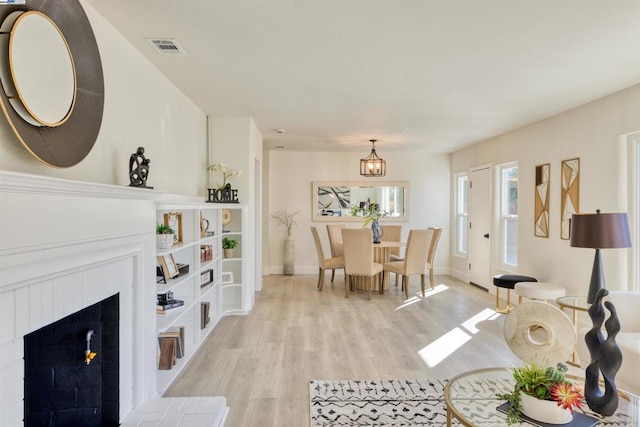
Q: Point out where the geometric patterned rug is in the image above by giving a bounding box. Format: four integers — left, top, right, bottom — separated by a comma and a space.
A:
309, 379, 459, 426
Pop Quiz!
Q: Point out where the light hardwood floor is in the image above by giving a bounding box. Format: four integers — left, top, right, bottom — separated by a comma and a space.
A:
165, 273, 522, 426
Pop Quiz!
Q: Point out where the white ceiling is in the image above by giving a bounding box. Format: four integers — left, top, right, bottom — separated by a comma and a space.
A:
88, 0, 640, 153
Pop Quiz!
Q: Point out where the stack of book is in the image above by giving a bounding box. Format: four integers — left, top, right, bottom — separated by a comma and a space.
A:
157, 298, 185, 314
158, 327, 185, 370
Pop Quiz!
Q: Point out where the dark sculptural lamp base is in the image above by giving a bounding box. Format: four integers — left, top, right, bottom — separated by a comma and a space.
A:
584, 288, 621, 417
207, 188, 239, 203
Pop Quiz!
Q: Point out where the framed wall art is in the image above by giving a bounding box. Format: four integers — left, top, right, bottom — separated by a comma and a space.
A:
200, 269, 214, 288
157, 254, 179, 282
560, 158, 580, 240
221, 271, 234, 285
534, 163, 550, 237
164, 212, 183, 244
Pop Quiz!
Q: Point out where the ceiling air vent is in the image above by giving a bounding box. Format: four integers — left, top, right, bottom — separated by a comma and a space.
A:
145, 38, 186, 55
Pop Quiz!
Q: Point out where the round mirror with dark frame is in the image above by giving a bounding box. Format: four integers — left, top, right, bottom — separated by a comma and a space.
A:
0, 0, 104, 168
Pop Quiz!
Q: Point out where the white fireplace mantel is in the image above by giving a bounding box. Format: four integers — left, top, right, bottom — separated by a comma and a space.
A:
0, 171, 161, 426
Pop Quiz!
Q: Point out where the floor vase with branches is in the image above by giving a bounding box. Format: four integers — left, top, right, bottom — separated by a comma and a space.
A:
272, 210, 300, 276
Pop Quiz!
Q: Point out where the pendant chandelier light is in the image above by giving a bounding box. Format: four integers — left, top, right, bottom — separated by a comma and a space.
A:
360, 139, 386, 177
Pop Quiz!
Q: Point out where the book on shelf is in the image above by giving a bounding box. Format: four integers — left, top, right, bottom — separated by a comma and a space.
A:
158, 326, 185, 358
156, 299, 185, 311
201, 302, 211, 329
158, 339, 176, 370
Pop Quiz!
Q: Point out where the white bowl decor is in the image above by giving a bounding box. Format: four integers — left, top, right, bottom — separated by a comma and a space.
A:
519, 391, 573, 424
497, 361, 583, 426
156, 234, 174, 250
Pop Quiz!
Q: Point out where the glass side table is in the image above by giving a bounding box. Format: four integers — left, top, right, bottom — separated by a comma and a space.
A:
444, 367, 639, 426
556, 296, 590, 365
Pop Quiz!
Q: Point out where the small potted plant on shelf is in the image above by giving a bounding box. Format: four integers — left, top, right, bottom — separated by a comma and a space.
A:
222, 237, 238, 258
156, 224, 175, 250
497, 361, 583, 425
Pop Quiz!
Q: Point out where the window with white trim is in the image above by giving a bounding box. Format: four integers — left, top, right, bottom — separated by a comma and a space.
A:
455, 173, 468, 255
629, 132, 640, 291
499, 163, 518, 268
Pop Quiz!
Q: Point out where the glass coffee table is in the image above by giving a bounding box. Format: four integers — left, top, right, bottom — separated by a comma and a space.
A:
444, 368, 639, 426
556, 296, 591, 365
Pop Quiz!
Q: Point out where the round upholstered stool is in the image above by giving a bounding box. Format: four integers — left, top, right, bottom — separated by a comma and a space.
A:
493, 274, 537, 314
514, 282, 566, 304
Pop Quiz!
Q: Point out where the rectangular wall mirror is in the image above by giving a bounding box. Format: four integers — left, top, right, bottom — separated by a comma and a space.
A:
312, 181, 409, 222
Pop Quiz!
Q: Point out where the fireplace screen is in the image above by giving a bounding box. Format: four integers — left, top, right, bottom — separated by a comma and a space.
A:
23, 294, 119, 426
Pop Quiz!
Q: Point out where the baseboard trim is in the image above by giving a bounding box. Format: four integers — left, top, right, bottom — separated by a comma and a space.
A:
468, 281, 489, 292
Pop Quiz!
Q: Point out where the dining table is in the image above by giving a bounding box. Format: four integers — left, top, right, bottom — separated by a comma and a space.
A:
337, 240, 404, 292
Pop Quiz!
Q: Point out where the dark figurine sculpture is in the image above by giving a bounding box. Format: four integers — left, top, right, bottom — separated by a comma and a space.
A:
129, 147, 153, 188
584, 288, 621, 416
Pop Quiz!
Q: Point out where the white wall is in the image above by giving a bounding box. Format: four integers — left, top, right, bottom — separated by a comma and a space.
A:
451, 84, 640, 296
0, 2, 210, 415
208, 117, 263, 304
266, 149, 451, 275
0, 1, 208, 196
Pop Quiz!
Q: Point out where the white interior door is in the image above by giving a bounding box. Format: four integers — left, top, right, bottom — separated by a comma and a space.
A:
469, 165, 492, 290
254, 157, 262, 292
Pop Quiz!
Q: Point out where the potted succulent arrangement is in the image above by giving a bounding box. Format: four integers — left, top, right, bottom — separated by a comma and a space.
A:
156, 224, 175, 250
222, 237, 238, 258
497, 361, 583, 425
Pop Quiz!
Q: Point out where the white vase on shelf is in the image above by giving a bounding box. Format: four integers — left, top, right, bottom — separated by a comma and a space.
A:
156, 234, 174, 250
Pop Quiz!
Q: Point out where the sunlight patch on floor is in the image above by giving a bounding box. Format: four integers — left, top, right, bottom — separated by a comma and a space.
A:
418, 327, 471, 367
394, 284, 450, 310
460, 308, 500, 334
417, 308, 502, 367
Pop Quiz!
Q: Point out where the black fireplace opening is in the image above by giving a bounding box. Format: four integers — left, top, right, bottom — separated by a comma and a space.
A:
24, 294, 119, 426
